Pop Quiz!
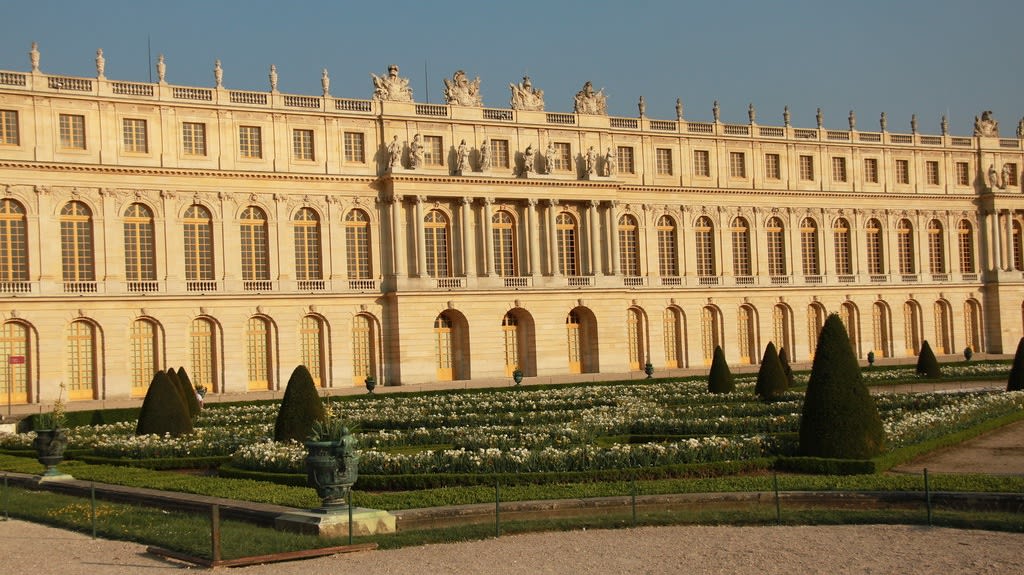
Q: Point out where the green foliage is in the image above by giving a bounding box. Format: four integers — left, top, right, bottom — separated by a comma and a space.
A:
1007, 337, 1024, 391
76, 454, 230, 470
915, 340, 941, 378
707, 345, 735, 394
273, 365, 327, 442
775, 456, 877, 475
778, 346, 795, 388
167, 368, 200, 419
135, 370, 194, 437
755, 342, 789, 401
799, 314, 885, 459
176, 366, 201, 418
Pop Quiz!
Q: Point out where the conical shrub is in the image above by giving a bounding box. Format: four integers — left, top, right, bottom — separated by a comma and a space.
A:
136, 370, 193, 437
1007, 338, 1024, 391
171, 367, 201, 418
915, 340, 941, 379
755, 342, 789, 401
799, 314, 885, 459
778, 346, 795, 388
274, 365, 327, 442
707, 345, 735, 394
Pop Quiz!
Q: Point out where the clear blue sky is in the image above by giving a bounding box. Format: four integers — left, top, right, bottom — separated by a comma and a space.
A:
2, 0, 1021, 136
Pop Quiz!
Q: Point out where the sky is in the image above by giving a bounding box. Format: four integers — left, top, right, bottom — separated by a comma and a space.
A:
1, 0, 1021, 136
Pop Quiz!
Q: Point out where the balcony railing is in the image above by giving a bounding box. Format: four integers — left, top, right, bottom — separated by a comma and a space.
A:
698, 275, 719, 286
659, 276, 683, 287
0, 281, 32, 294
297, 279, 325, 291
348, 279, 376, 291
63, 281, 97, 294
126, 281, 159, 293
186, 280, 217, 293
900, 274, 919, 283
567, 276, 592, 287
623, 276, 646, 287
502, 276, 531, 288
436, 277, 464, 289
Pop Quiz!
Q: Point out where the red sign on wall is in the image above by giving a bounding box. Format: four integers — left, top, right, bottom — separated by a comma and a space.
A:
8, 356, 25, 365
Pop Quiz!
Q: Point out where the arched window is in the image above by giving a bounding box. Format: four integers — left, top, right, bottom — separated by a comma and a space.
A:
800, 217, 819, 276
424, 210, 450, 278
833, 217, 852, 276
502, 312, 520, 376
246, 316, 272, 390
294, 208, 323, 284
934, 300, 952, 354
773, 304, 793, 359
352, 315, 376, 386
60, 201, 95, 282
701, 306, 722, 365
964, 299, 983, 353
1, 321, 30, 404
627, 308, 646, 370
897, 218, 915, 275
731, 217, 752, 277
66, 320, 97, 400
663, 307, 684, 368
695, 216, 716, 277
345, 209, 371, 280
737, 305, 757, 364
865, 218, 884, 275
927, 219, 945, 274
300, 315, 326, 387
841, 302, 859, 356
0, 199, 29, 284
129, 319, 158, 397
492, 211, 517, 277
183, 205, 214, 283
190, 317, 218, 392
619, 214, 640, 277
123, 203, 156, 290
556, 212, 578, 276
1013, 221, 1024, 272
566, 311, 582, 373
872, 302, 891, 358
656, 215, 678, 277
240, 206, 270, 285
807, 303, 826, 357
957, 220, 975, 274
766, 217, 786, 277
903, 301, 922, 356
434, 314, 454, 380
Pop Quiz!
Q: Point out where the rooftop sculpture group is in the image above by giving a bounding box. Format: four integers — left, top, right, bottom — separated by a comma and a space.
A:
443, 70, 483, 107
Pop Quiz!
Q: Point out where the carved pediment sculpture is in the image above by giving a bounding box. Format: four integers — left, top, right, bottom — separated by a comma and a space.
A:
371, 65, 413, 103
443, 70, 483, 107
573, 81, 607, 115
509, 76, 544, 111
973, 111, 999, 137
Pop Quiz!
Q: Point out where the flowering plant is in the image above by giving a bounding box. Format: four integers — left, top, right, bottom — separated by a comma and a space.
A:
36, 383, 67, 430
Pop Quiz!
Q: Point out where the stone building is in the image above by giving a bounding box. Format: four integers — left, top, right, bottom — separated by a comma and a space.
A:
1, 47, 1023, 407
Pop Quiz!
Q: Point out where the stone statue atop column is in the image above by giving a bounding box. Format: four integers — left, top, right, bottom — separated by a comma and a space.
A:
443, 70, 483, 107
712, 100, 720, 122
95, 49, 105, 79
911, 114, 918, 134
371, 65, 413, 102
941, 115, 949, 136
748, 103, 756, 124
156, 54, 166, 83
880, 112, 887, 132
321, 69, 330, 97
574, 81, 607, 115
676, 98, 683, 121
783, 106, 790, 127
29, 41, 40, 73
638, 96, 646, 118
214, 59, 223, 88
849, 110, 856, 130
509, 76, 544, 111
816, 108, 823, 129
269, 65, 278, 92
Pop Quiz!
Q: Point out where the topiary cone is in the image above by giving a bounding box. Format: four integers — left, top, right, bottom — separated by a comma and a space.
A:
756, 342, 789, 400
274, 365, 327, 442
707, 345, 735, 394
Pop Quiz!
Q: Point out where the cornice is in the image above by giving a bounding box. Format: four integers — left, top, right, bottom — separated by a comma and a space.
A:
0, 161, 378, 184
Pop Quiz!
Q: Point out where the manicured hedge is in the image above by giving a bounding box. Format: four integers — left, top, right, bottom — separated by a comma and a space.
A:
775, 456, 877, 475
76, 454, 230, 470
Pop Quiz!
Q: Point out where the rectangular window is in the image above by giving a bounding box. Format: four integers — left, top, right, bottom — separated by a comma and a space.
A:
895, 159, 910, 184
343, 132, 365, 163
956, 161, 970, 186
424, 135, 443, 166
926, 160, 940, 185
239, 125, 262, 158
617, 146, 635, 174
765, 153, 780, 180
293, 129, 314, 161
832, 157, 847, 182
729, 151, 746, 178
1005, 163, 1019, 187
182, 122, 206, 156
59, 114, 86, 149
491, 139, 510, 168
0, 110, 18, 145
864, 158, 879, 183
655, 148, 673, 175
693, 150, 710, 177
123, 118, 148, 153
799, 155, 814, 181
553, 142, 571, 171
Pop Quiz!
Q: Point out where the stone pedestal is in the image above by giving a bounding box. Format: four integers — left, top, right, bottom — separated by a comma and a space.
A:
275, 507, 396, 538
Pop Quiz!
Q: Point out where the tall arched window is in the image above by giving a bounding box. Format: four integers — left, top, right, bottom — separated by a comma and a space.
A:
60, 201, 95, 283
300, 315, 326, 387
807, 303, 826, 357
663, 307, 684, 368
627, 308, 646, 370
190, 317, 218, 392
773, 304, 793, 358
695, 216, 716, 277
701, 306, 722, 365
352, 315, 375, 386
294, 208, 323, 284
502, 312, 520, 376
903, 300, 922, 356
800, 217, 819, 276
424, 209, 450, 278
656, 215, 678, 277
927, 219, 945, 274
619, 214, 640, 277
0, 199, 29, 284
556, 212, 578, 276
934, 300, 952, 354
897, 218, 915, 275
766, 217, 786, 277
129, 319, 158, 397
840, 302, 859, 356
345, 209, 371, 280
964, 299, 982, 353
246, 316, 272, 390
1, 321, 30, 404
123, 203, 156, 290
737, 305, 757, 364
183, 205, 214, 283
872, 302, 891, 358
1013, 221, 1024, 271
240, 206, 270, 286
434, 314, 454, 380
957, 220, 975, 274
566, 311, 582, 373
865, 218, 884, 275
66, 320, 97, 400
731, 217, 752, 277
492, 211, 517, 277
833, 217, 852, 276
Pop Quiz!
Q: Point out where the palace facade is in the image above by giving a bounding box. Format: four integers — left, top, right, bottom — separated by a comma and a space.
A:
1, 49, 1023, 407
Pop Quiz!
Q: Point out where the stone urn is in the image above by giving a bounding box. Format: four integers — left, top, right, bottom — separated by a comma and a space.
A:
304, 428, 359, 510
33, 429, 68, 477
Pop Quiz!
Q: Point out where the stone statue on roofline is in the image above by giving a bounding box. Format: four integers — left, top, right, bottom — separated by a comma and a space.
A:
214, 59, 223, 88
574, 81, 607, 115
509, 76, 544, 111
156, 54, 166, 83
269, 65, 278, 92
443, 70, 483, 107
29, 41, 40, 73
321, 69, 330, 97
974, 111, 999, 137
95, 49, 105, 79
371, 64, 413, 103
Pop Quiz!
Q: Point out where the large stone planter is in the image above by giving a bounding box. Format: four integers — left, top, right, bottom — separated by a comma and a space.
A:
33, 429, 71, 479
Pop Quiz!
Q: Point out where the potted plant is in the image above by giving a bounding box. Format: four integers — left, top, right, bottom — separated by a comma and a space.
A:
963, 346, 973, 362
304, 401, 359, 510
364, 374, 376, 394
644, 361, 655, 379
33, 383, 69, 477
867, 351, 875, 367
512, 368, 524, 386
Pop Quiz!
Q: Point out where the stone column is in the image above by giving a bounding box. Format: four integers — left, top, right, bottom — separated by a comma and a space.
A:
587, 200, 599, 275
460, 197, 475, 277
1004, 210, 1014, 271
547, 199, 559, 276
526, 199, 540, 276
482, 198, 494, 276
608, 202, 620, 276
390, 195, 406, 278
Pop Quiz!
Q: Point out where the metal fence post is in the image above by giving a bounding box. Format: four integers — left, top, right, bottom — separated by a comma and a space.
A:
2, 473, 8, 521
495, 479, 501, 537
924, 468, 932, 526
211, 504, 221, 563
348, 490, 354, 546
90, 483, 96, 539
631, 479, 637, 527
773, 471, 781, 525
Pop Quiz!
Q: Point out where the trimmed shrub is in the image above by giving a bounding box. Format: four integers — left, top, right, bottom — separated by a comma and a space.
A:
176, 367, 201, 418
755, 342, 789, 401
707, 345, 735, 394
274, 365, 327, 442
799, 314, 885, 459
1008, 337, 1024, 391
778, 346, 795, 388
135, 370, 193, 437
915, 340, 941, 378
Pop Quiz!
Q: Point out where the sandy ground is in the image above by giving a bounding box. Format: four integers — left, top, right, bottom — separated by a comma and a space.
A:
891, 419, 1024, 476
